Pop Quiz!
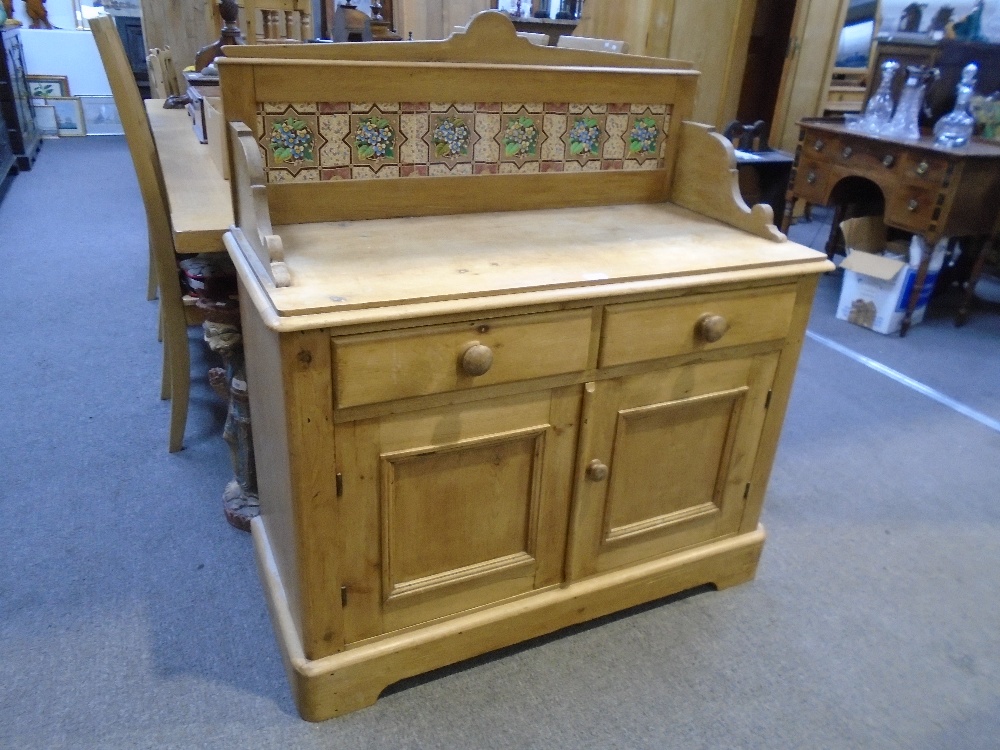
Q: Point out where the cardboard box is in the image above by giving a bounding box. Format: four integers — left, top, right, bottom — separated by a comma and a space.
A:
836, 217, 944, 334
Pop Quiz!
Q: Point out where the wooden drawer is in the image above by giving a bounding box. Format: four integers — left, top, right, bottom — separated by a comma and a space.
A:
332, 309, 592, 408
884, 182, 940, 232
600, 287, 797, 367
900, 152, 950, 184
792, 157, 831, 203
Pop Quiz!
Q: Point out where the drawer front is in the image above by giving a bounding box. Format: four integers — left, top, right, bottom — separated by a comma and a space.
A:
792, 157, 831, 202
600, 287, 797, 367
900, 152, 950, 184
333, 309, 592, 408
885, 183, 940, 232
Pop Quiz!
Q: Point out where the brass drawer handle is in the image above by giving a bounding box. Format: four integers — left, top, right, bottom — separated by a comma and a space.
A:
814, 138, 825, 152
842, 146, 853, 159
586, 459, 609, 482
696, 313, 730, 343
907, 198, 919, 212
806, 170, 817, 184
461, 342, 494, 376
883, 154, 895, 167
916, 161, 929, 176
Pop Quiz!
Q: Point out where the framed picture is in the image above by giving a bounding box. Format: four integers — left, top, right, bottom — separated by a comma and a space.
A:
25, 75, 71, 100
49, 97, 87, 136
79, 95, 124, 136
34, 105, 60, 138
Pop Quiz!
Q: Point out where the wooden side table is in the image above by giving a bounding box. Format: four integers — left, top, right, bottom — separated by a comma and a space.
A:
782, 119, 1000, 334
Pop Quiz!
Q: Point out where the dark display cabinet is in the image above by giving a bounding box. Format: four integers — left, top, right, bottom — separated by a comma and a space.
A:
1, 27, 42, 171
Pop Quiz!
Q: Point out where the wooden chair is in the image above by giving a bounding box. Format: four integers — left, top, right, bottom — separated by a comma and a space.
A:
92, 15, 192, 453
556, 35, 628, 53
146, 47, 181, 100
210, 0, 313, 44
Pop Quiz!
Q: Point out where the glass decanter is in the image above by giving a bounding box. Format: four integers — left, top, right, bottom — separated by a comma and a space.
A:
885, 65, 938, 140
934, 63, 978, 148
855, 60, 900, 134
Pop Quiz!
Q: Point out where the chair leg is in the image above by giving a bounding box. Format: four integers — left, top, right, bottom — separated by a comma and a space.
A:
161, 287, 190, 453
147, 237, 159, 301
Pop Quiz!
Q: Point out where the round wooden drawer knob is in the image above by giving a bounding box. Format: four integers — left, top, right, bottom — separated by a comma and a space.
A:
696, 313, 730, 343
586, 459, 609, 482
461, 342, 494, 376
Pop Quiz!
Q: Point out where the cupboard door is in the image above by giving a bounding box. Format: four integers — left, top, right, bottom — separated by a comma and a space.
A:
336, 386, 580, 643
567, 353, 779, 580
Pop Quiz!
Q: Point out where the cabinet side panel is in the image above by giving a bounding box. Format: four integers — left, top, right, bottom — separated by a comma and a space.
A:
240, 284, 304, 648
278, 328, 343, 659
739, 274, 819, 533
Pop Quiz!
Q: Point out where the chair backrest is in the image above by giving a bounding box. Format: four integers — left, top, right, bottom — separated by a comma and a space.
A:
556, 35, 628, 54
219, 10, 698, 239
224, 10, 689, 69
91, 16, 182, 299
212, 0, 313, 43
146, 47, 180, 99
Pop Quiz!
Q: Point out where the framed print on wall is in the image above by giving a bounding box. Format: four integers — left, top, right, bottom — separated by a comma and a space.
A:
25, 75, 71, 100
49, 97, 87, 137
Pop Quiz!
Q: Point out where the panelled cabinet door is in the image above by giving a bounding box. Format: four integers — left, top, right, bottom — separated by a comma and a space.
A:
335, 386, 580, 644
566, 353, 779, 580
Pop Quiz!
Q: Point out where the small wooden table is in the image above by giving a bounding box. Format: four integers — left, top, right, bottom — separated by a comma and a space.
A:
144, 99, 233, 254
783, 119, 1000, 334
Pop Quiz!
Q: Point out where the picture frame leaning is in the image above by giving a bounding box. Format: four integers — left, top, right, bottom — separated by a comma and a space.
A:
48, 97, 87, 136
25, 74, 71, 100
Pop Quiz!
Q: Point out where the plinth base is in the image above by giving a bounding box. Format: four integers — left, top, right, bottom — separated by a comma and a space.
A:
251, 517, 766, 722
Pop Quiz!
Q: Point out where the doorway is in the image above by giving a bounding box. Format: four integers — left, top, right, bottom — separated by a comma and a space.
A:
734, 0, 798, 143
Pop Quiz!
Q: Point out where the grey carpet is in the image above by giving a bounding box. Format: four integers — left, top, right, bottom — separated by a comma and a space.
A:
1, 137, 999, 749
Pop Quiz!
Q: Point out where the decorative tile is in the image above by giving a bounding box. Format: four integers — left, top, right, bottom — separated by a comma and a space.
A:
497, 108, 543, 168
625, 109, 666, 166
563, 110, 608, 166
400, 112, 430, 165
262, 107, 326, 178
474, 112, 501, 163
424, 107, 479, 169
603, 114, 629, 159
318, 113, 352, 168
258, 101, 673, 182
348, 106, 404, 174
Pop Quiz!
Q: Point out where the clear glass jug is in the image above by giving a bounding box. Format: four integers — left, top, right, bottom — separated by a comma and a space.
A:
885, 65, 939, 140
854, 60, 900, 135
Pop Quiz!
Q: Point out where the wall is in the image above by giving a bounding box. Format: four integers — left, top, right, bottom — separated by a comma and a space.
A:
20, 28, 111, 95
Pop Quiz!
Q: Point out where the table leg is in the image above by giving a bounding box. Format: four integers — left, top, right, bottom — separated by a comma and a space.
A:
824, 202, 846, 260
956, 236, 991, 327
781, 193, 796, 234
900, 238, 934, 337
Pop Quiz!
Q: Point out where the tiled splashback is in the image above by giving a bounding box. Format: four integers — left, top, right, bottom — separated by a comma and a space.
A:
258, 101, 672, 182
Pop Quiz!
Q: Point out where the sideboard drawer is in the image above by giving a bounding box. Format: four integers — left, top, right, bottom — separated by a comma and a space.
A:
600, 287, 797, 367
885, 183, 939, 232
792, 157, 830, 203
332, 309, 592, 408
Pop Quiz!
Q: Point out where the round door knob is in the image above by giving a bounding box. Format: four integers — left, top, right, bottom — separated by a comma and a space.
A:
883, 154, 895, 167
842, 146, 853, 159
806, 171, 817, 184
907, 198, 919, 212
916, 161, 929, 175
814, 139, 825, 151
696, 313, 730, 343
461, 342, 493, 376
586, 459, 609, 482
